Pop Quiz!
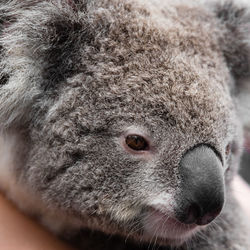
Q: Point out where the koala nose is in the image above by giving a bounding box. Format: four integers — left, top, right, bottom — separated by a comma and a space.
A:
176, 145, 225, 226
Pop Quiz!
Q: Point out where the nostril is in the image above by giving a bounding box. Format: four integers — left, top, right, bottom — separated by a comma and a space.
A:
196, 208, 221, 226
179, 203, 222, 226
181, 203, 202, 224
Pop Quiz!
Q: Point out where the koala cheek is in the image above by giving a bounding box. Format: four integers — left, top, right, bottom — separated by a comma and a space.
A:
104, 201, 142, 224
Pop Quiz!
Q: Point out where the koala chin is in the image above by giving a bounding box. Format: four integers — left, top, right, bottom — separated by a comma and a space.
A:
0, 0, 250, 249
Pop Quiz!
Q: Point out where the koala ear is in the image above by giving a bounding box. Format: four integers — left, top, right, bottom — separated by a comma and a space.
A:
0, 0, 84, 130
0, 2, 41, 130
212, 0, 250, 78
210, 1, 250, 127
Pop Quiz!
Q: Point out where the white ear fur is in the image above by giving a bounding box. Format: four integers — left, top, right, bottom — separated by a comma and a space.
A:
0, 73, 41, 129
0, 4, 41, 129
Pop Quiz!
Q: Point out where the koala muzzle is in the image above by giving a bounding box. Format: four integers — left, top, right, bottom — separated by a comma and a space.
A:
177, 145, 224, 226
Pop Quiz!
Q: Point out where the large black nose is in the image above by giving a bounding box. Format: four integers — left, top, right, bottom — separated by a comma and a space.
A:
176, 145, 224, 226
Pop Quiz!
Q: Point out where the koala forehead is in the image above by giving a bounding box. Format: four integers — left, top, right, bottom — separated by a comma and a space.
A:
1, 0, 235, 141
42, 0, 235, 146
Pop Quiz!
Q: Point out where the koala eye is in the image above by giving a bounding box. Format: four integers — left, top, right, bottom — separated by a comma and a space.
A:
125, 135, 149, 151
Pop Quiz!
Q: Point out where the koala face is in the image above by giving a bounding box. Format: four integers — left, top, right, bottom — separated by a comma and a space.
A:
0, 0, 249, 247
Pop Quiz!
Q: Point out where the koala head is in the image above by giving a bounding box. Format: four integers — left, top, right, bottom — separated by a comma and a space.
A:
0, 0, 249, 247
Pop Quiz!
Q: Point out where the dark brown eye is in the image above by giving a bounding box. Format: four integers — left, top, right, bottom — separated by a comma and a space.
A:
125, 135, 149, 151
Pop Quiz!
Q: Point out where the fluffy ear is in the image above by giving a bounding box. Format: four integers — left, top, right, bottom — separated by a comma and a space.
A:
211, 0, 250, 78
0, 1, 86, 130
209, 0, 250, 127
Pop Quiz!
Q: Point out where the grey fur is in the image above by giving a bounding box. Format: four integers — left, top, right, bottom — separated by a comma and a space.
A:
0, 0, 250, 249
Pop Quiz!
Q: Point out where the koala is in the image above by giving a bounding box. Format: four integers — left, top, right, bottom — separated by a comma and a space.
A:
0, 0, 250, 249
